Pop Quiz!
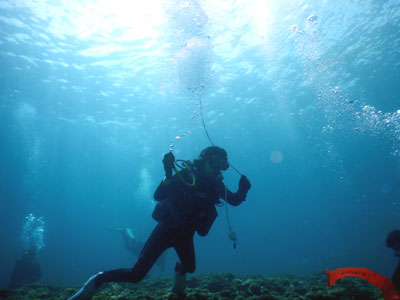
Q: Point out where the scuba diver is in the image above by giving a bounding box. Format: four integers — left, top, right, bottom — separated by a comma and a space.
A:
386, 230, 400, 291
8, 249, 42, 289
68, 146, 251, 300
106, 227, 166, 271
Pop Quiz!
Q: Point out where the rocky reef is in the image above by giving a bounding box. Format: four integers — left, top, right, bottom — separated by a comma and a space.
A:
0, 271, 384, 300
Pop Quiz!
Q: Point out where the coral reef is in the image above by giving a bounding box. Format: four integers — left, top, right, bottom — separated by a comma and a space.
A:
0, 271, 384, 300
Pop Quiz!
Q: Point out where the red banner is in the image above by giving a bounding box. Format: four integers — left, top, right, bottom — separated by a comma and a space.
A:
326, 268, 399, 300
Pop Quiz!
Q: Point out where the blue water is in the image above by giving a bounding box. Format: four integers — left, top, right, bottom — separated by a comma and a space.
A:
1, 0, 400, 288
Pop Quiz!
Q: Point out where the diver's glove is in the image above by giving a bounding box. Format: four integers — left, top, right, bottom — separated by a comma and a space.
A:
162, 152, 175, 179
68, 271, 103, 300
238, 175, 251, 195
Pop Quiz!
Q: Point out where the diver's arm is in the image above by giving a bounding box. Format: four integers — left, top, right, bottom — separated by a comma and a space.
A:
154, 170, 190, 201
225, 189, 246, 206
221, 175, 251, 206
154, 177, 173, 201
154, 152, 176, 201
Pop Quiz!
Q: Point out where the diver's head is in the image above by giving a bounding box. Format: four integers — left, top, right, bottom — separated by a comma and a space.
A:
386, 230, 400, 251
194, 146, 229, 176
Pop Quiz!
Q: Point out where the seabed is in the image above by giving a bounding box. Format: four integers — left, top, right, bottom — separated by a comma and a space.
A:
0, 272, 383, 300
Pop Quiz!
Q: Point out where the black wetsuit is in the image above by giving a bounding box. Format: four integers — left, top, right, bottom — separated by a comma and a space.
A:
96, 168, 247, 286
8, 252, 41, 289
393, 260, 400, 291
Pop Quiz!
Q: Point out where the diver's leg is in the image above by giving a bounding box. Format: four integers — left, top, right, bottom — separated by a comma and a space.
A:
68, 223, 172, 300
174, 236, 196, 274
171, 236, 196, 295
95, 223, 172, 285
393, 262, 400, 291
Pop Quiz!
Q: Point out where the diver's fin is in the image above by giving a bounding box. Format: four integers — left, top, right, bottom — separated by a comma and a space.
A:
104, 226, 124, 232
125, 228, 135, 240
68, 272, 103, 300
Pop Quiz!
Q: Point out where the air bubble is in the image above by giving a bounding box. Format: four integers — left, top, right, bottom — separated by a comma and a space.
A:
307, 15, 318, 24
270, 151, 284, 164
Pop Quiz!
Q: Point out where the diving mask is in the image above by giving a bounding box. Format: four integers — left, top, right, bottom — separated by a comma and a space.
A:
210, 155, 229, 171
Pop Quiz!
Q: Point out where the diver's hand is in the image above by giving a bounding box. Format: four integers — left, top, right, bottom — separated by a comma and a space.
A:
163, 152, 175, 178
238, 175, 251, 194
